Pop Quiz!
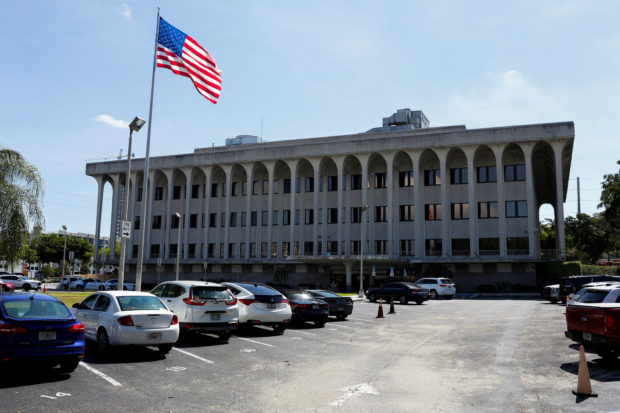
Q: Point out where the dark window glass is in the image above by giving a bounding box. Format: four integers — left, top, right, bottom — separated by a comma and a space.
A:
399, 171, 414, 187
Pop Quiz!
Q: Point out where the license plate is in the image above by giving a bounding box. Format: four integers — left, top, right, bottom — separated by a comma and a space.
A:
312, 304, 319, 309
38, 331, 56, 341
210, 313, 221, 321
267, 303, 277, 309
337, 306, 344, 311
583, 332, 592, 341
147, 332, 162, 340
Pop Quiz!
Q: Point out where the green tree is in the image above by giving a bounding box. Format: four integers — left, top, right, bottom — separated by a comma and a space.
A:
35, 233, 94, 264
599, 160, 620, 253
564, 214, 607, 263
0, 148, 44, 271
539, 218, 556, 250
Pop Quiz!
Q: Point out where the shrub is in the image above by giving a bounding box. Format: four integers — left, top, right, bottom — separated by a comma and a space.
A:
582, 264, 620, 276
538, 261, 582, 285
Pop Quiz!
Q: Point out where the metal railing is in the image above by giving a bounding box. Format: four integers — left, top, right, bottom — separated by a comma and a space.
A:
479, 249, 500, 256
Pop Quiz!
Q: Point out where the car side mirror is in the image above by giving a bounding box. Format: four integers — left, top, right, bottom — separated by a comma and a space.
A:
72, 303, 80, 308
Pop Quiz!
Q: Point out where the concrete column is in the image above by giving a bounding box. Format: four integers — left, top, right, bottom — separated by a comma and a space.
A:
385, 153, 395, 256
409, 151, 424, 258
360, 155, 369, 256
109, 174, 120, 261
145, 171, 155, 259
522, 144, 537, 257
127, 173, 137, 259
311, 159, 321, 256
464, 147, 478, 257
493, 145, 507, 257
333, 156, 345, 256
552, 142, 567, 259
322, 171, 328, 255
93, 176, 104, 261
223, 165, 233, 259
437, 149, 449, 257
244, 164, 254, 259
200, 167, 212, 259
163, 169, 173, 259
183, 168, 192, 259
265, 161, 276, 259
287, 160, 298, 255
344, 261, 353, 290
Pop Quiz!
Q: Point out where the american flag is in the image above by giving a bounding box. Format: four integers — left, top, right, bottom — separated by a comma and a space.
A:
156, 17, 222, 104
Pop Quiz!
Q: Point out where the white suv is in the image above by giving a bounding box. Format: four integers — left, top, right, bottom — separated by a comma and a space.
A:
151, 281, 239, 340
0, 275, 41, 291
415, 277, 456, 299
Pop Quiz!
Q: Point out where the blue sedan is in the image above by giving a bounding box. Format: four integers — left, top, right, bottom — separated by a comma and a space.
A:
0, 292, 85, 372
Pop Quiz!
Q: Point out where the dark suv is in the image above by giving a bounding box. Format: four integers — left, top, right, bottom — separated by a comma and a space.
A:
366, 282, 430, 305
559, 275, 620, 302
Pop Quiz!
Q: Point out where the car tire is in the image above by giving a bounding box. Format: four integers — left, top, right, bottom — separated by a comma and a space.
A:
595, 348, 619, 360
273, 324, 286, 334
99, 285, 105, 291
429, 290, 437, 300
415, 300, 424, 305
549, 299, 557, 304
336, 314, 348, 320
23, 284, 31, 291
97, 329, 111, 355
314, 320, 326, 328
368, 294, 376, 303
123, 286, 128, 290
399, 296, 408, 305
158, 343, 173, 354
58, 358, 80, 373
218, 332, 232, 341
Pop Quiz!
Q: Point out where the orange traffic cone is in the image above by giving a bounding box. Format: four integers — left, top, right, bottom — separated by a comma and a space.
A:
389, 297, 396, 314
376, 298, 384, 318
572, 345, 598, 397
43, 285, 47, 293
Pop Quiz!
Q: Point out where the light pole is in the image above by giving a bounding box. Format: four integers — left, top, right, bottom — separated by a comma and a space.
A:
359, 205, 368, 298
118, 116, 146, 291
175, 212, 182, 281
61, 225, 68, 277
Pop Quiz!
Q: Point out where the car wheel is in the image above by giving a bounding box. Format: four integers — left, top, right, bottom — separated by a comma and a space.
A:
549, 299, 557, 304
218, 331, 231, 341
415, 300, 424, 305
99, 285, 105, 291
23, 284, 31, 291
399, 296, 408, 305
429, 290, 437, 300
123, 286, 128, 290
58, 357, 80, 373
595, 348, 619, 360
97, 329, 111, 355
273, 324, 286, 334
336, 314, 348, 320
314, 320, 326, 328
158, 343, 173, 354
368, 294, 376, 303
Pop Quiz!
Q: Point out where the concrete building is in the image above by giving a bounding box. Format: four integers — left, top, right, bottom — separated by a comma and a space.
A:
85, 109, 574, 291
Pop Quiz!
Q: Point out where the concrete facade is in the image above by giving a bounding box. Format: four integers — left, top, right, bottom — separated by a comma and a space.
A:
85, 110, 574, 291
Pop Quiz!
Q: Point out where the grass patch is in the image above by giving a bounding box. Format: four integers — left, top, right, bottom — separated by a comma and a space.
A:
45, 292, 91, 308
337, 293, 357, 297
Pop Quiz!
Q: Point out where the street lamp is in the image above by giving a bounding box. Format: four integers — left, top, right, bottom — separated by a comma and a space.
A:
175, 212, 182, 281
61, 225, 68, 277
359, 205, 368, 298
118, 116, 146, 291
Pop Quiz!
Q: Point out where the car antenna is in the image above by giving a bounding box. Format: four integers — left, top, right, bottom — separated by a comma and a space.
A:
30, 294, 35, 300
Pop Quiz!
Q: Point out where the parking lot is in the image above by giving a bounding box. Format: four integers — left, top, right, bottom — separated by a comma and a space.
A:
1, 298, 619, 412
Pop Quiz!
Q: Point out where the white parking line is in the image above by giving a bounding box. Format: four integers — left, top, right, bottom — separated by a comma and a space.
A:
290, 330, 316, 336
79, 362, 122, 387
235, 336, 274, 347
347, 317, 371, 322
172, 347, 215, 364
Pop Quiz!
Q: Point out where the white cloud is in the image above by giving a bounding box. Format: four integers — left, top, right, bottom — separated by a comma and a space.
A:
114, 3, 132, 19
93, 114, 127, 128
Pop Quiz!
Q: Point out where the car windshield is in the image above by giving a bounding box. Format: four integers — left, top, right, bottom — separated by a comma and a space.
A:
577, 290, 609, 303
2, 299, 72, 319
440, 279, 453, 284
286, 292, 313, 300
192, 287, 232, 300
311, 290, 339, 298
236, 283, 280, 295
117, 296, 167, 311
401, 282, 420, 289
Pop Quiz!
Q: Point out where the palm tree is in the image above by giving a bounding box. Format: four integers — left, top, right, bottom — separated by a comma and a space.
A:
0, 148, 44, 271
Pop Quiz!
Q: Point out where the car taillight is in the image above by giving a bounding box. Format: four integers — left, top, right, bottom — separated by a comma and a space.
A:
239, 299, 257, 306
68, 323, 85, 333
183, 288, 206, 306
291, 303, 308, 308
117, 315, 134, 326
440, 284, 447, 287
412, 289, 418, 293
346, 298, 352, 304
170, 315, 179, 325
0, 322, 26, 334
282, 299, 290, 305
225, 295, 237, 306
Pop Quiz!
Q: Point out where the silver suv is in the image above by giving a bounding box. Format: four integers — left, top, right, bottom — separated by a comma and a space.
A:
415, 277, 456, 299
150, 281, 239, 340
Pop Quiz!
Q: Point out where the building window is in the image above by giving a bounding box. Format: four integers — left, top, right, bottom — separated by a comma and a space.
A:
239, 243, 246, 258
293, 242, 300, 256
282, 242, 290, 257
425, 204, 442, 221
504, 164, 526, 182
425, 239, 442, 256
230, 212, 237, 227
272, 210, 278, 226
351, 207, 361, 223
150, 244, 160, 258
304, 242, 313, 255
296, 177, 301, 193
201, 213, 205, 228
242, 181, 247, 196
374, 173, 387, 189
305, 177, 314, 192
477, 166, 497, 183
351, 241, 360, 255
252, 180, 259, 195
152, 215, 162, 229
229, 243, 236, 258
478, 201, 499, 219
375, 240, 387, 254
479, 238, 500, 255
262, 211, 268, 226
450, 167, 468, 184
399, 205, 414, 222
170, 244, 179, 258
137, 188, 143, 202
350, 174, 362, 190
451, 203, 469, 220
399, 171, 414, 187
134, 216, 140, 230
283, 178, 291, 194
208, 243, 215, 258
209, 213, 216, 227
506, 200, 527, 217
424, 169, 441, 186
220, 243, 225, 258
171, 214, 179, 229
375, 206, 387, 222
317, 208, 323, 224
251, 211, 257, 226
263, 180, 269, 195
273, 179, 280, 194
319, 176, 324, 192
271, 242, 278, 258
154, 187, 163, 201
295, 209, 300, 225
305, 209, 314, 225
451, 238, 470, 255
327, 208, 338, 224
221, 212, 225, 227
191, 184, 199, 198
250, 243, 257, 258
283, 210, 290, 226
132, 245, 138, 258
400, 239, 414, 256
327, 241, 338, 254
173, 185, 181, 199
190, 214, 198, 228
342, 207, 346, 223
507, 237, 529, 255
328, 176, 338, 191
231, 182, 238, 196
241, 212, 247, 227
211, 183, 218, 197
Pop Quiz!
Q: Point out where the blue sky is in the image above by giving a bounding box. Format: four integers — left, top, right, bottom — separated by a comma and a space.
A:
2, 0, 619, 236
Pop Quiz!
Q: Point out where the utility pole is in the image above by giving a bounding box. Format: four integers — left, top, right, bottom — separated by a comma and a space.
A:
577, 177, 581, 215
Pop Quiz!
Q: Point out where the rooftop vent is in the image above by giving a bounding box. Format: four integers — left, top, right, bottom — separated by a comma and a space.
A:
225, 135, 264, 146
366, 108, 429, 133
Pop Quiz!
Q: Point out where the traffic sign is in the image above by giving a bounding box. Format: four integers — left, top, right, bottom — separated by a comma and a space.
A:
121, 221, 132, 238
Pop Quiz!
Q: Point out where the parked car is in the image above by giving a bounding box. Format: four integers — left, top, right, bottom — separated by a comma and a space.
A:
415, 277, 456, 299
60, 276, 85, 290
104, 279, 136, 291
69, 278, 90, 290
541, 284, 560, 304
273, 288, 328, 327
366, 282, 430, 305
150, 281, 238, 340
0, 281, 15, 292
71, 291, 179, 355
565, 284, 620, 359
559, 275, 620, 303
0, 275, 41, 291
567, 281, 620, 305
82, 279, 106, 291
0, 292, 85, 372
305, 289, 354, 320
221, 282, 292, 333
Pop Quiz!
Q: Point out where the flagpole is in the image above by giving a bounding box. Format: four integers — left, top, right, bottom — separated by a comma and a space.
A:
135, 8, 161, 292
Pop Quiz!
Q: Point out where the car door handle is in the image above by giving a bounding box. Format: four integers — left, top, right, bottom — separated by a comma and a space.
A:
167, 299, 172, 302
